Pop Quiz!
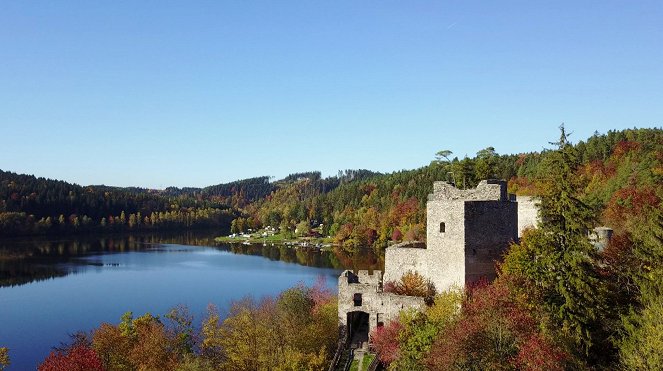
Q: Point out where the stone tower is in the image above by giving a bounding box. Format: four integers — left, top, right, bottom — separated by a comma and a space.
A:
337, 180, 521, 352
383, 180, 518, 292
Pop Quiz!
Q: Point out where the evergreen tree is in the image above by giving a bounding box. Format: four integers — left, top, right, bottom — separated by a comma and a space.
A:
502, 126, 607, 362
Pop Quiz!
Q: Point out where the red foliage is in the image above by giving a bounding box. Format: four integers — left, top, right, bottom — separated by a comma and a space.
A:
310, 276, 334, 311
390, 197, 420, 225
370, 320, 403, 364
426, 279, 567, 370
38, 345, 104, 371
604, 186, 660, 227
515, 153, 528, 166
601, 232, 633, 268
581, 160, 615, 179
391, 228, 403, 242
611, 140, 641, 159
365, 228, 378, 245
515, 334, 567, 371
361, 183, 377, 195
337, 223, 354, 240
382, 280, 397, 294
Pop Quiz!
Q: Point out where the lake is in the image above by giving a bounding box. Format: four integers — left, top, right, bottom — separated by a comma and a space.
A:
0, 231, 382, 370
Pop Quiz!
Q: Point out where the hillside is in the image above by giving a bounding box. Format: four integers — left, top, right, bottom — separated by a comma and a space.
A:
2, 128, 661, 242
237, 128, 662, 252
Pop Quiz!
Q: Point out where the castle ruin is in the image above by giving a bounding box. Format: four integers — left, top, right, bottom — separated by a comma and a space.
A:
337, 180, 532, 349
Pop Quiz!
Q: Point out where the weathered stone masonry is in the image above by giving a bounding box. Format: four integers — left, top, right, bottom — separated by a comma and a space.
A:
337, 270, 424, 339
384, 180, 518, 292
337, 180, 528, 347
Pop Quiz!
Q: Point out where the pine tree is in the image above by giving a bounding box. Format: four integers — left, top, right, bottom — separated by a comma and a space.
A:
503, 125, 607, 359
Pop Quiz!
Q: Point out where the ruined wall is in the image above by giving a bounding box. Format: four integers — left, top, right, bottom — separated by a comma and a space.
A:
383, 246, 429, 284
338, 270, 381, 331
337, 270, 424, 335
464, 201, 518, 283
424, 180, 511, 292
429, 180, 507, 202
516, 196, 539, 237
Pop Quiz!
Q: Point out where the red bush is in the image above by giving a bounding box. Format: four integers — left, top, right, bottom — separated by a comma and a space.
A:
425, 279, 567, 370
38, 345, 103, 371
370, 321, 403, 364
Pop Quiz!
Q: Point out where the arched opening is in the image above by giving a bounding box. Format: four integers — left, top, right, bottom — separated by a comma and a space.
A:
440, 222, 446, 233
347, 311, 370, 349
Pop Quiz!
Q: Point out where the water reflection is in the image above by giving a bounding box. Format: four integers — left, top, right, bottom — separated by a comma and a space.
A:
0, 231, 383, 287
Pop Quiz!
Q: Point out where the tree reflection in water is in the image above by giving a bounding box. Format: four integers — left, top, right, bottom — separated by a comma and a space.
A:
0, 230, 383, 287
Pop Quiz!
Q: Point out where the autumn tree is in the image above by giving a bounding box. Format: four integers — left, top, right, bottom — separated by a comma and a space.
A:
502, 126, 608, 362
38, 345, 103, 371
425, 279, 568, 371
92, 311, 182, 370
201, 282, 337, 370
0, 348, 9, 371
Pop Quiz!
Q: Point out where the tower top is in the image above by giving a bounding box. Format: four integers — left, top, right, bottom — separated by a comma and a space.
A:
428, 179, 509, 202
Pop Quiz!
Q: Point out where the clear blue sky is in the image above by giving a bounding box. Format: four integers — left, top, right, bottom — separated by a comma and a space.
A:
1, 1, 661, 188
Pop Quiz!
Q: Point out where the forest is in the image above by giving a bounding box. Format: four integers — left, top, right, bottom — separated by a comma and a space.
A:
0, 167, 379, 237
6, 128, 652, 242
231, 128, 662, 255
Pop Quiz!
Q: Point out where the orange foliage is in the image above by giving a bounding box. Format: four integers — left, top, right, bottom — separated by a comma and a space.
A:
389, 197, 420, 225
508, 177, 537, 195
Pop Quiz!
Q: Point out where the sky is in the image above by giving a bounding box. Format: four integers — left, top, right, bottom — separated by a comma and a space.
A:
1, 1, 661, 189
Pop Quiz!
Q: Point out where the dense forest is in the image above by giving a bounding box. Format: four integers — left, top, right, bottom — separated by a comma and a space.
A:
2, 127, 661, 248
230, 128, 662, 254
0, 167, 379, 237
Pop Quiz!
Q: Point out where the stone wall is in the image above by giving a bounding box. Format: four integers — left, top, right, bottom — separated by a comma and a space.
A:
337, 270, 425, 335
425, 180, 513, 292
464, 201, 518, 283
429, 180, 508, 202
383, 245, 429, 284
516, 195, 539, 237
425, 197, 465, 292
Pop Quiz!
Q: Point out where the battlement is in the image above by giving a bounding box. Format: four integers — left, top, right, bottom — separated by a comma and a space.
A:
428, 180, 509, 202
341, 270, 382, 285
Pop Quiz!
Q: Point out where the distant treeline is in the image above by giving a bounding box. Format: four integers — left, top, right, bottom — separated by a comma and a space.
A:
0, 169, 379, 237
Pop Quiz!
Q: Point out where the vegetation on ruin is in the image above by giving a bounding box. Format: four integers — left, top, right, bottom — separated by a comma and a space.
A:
383, 270, 437, 305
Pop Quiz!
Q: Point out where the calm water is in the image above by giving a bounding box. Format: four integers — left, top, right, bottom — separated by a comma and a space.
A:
0, 231, 381, 370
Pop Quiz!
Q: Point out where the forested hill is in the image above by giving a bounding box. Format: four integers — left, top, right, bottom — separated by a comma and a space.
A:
0, 169, 379, 236
237, 127, 662, 250
2, 128, 661, 240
